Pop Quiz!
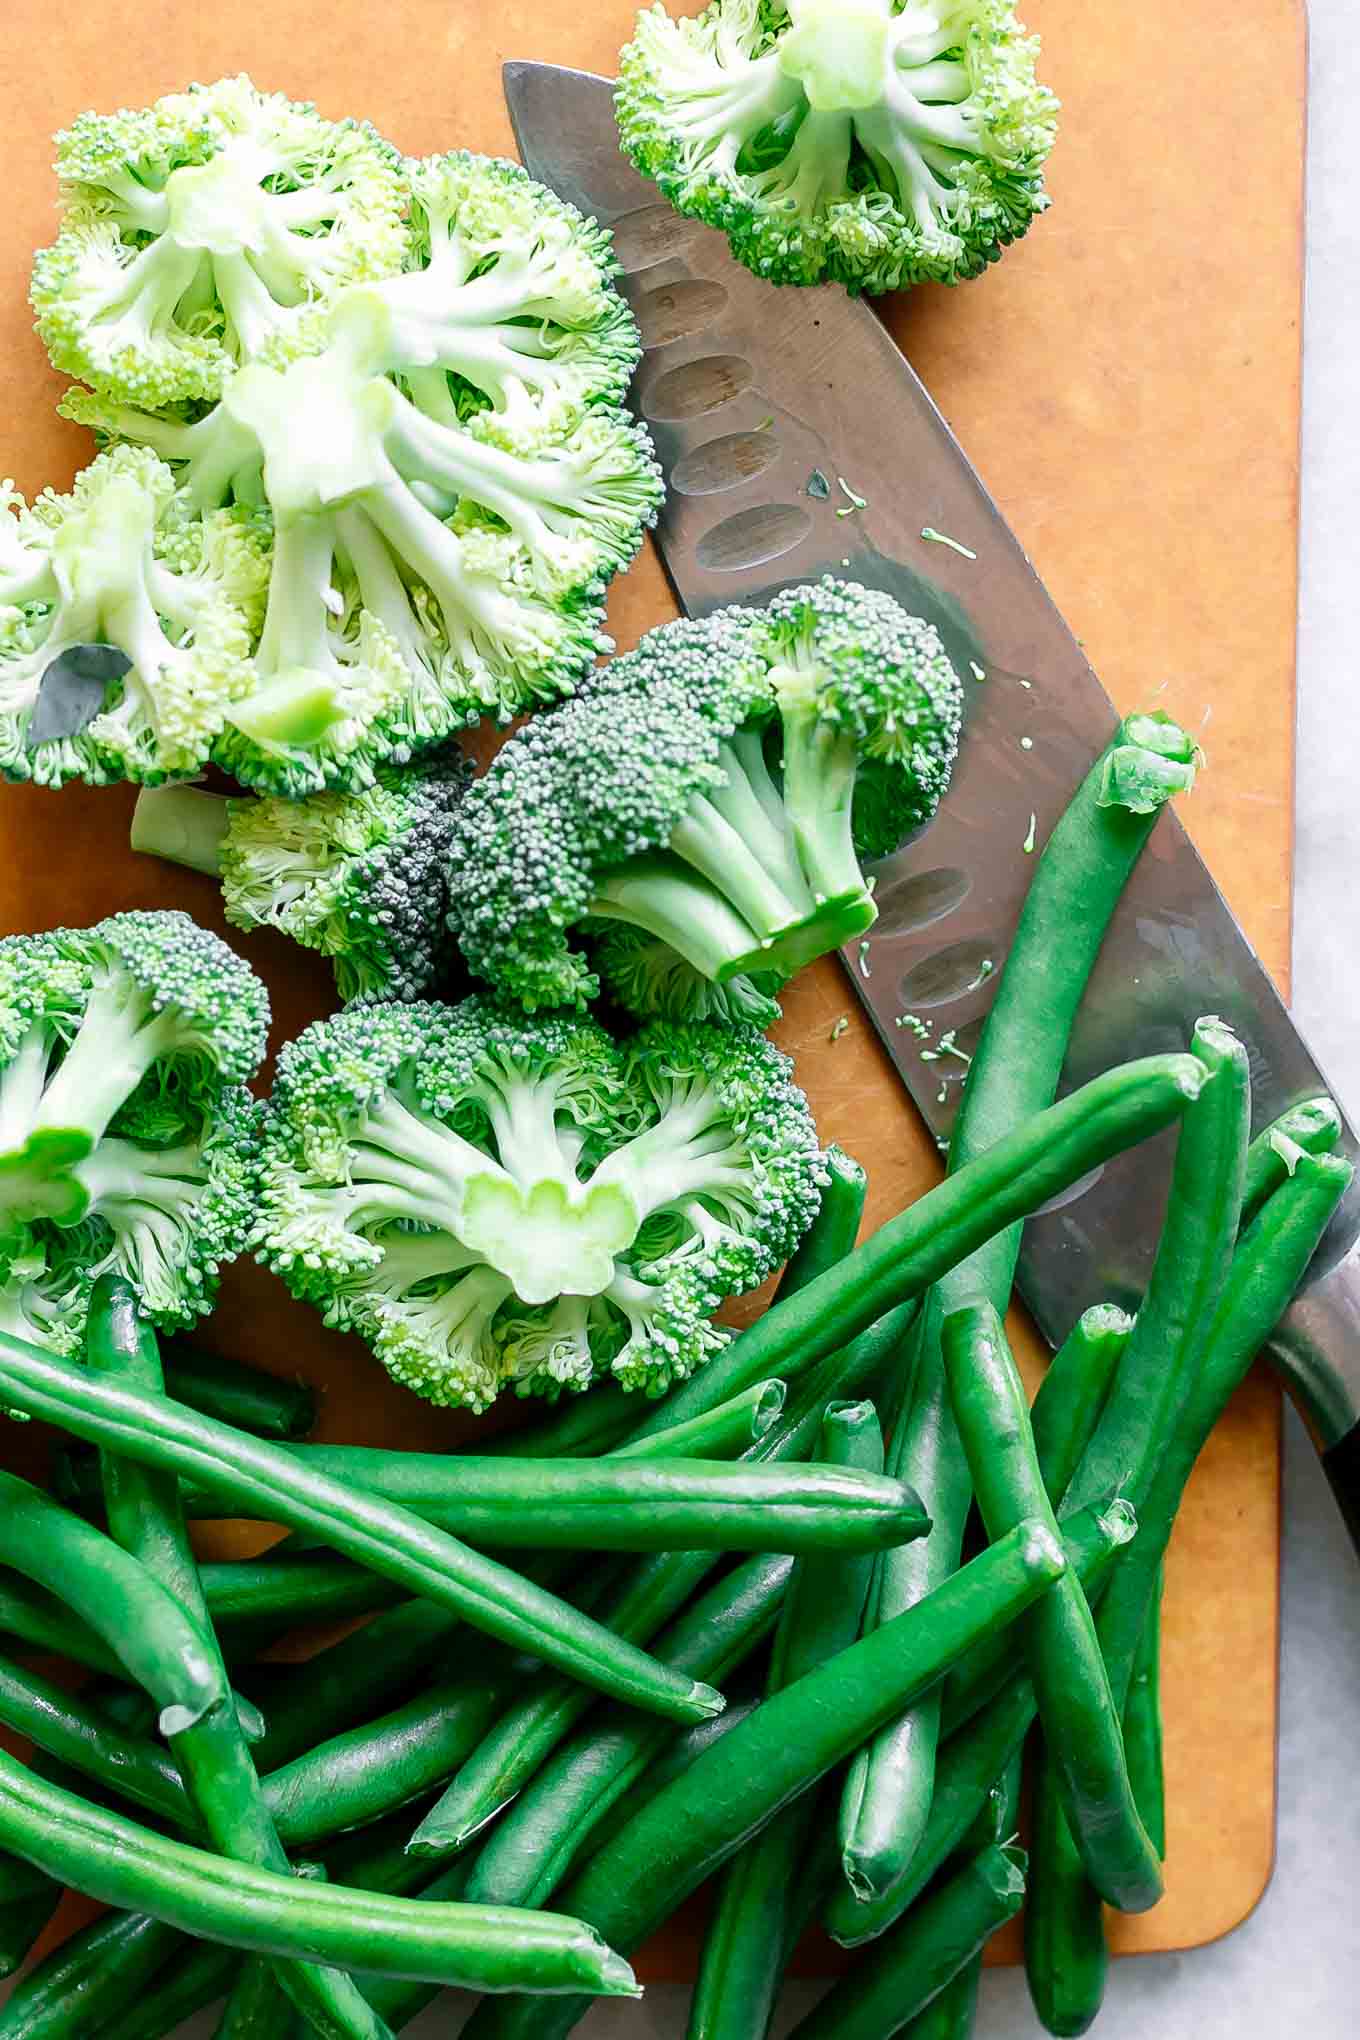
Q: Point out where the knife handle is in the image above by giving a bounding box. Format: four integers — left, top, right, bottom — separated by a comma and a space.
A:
1270, 1241, 1360, 1559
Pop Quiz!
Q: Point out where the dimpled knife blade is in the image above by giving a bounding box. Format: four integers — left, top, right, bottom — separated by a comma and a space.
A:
504, 59, 1360, 1440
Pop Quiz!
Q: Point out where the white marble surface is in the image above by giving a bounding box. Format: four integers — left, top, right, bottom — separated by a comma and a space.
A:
160, 5, 1360, 2032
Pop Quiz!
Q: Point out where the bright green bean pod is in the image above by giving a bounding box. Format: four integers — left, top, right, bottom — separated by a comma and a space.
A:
789, 1843, 1027, 2040
163, 1345, 316, 1441
0, 1748, 637, 1999
466, 1558, 791, 1910
496, 1146, 868, 1462
98, 1944, 240, 2040
0, 1910, 182, 2040
897, 1961, 982, 2040
409, 1310, 915, 1860
0, 1476, 223, 1736
609, 1378, 786, 1459
623, 1054, 1207, 1443
214, 1953, 301, 2038
1062, 1018, 1250, 1516
1124, 1565, 1165, 1856
88, 1278, 390, 2040
0, 1573, 124, 1679
0, 1332, 721, 1728
1238, 1095, 1341, 1231
1025, 1745, 1106, 2038
247, 1600, 466, 1773
689, 1402, 886, 2040
0, 1652, 193, 1829
0, 1887, 62, 1991
824, 1499, 1134, 1948
1031, 1306, 1133, 1500
185, 1448, 931, 1554
567, 1697, 765, 1875
461, 1521, 1068, 2040
1034, 1145, 1355, 2021
942, 1301, 1161, 1913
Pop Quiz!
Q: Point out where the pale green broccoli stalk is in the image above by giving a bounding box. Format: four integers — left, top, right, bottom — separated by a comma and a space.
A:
66, 288, 661, 796
0, 912, 268, 1332
253, 996, 824, 1413
446, 577, 963, 1020
31, 74, 409, 412
0, 447, 268, 788
130, 748, 471, 1003
375, 153, 643, 441
617, 0, 1059, 294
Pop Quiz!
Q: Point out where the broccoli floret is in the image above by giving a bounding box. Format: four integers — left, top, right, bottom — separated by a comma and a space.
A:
130, 749, 471, 1003
616, 0, 1059, 295
0, 913, 267, 1333
446, 577, 963, 1019
375, 153, 643, 439
253, 995, 824, 1412
0, 447, 268, 788
66, 280, 660, 796
31, 75, 409, 412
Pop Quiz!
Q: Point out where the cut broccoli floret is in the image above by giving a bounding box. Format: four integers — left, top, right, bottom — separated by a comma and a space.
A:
31, 75, 409, 412
0, 447, 268, 788
253, 996, 824, 1412
65, 278, 660, 795
445, 577, 963, 1019
0, 913, 267, 1334
616, 0, 1059, 295
130, 749, 471, 1003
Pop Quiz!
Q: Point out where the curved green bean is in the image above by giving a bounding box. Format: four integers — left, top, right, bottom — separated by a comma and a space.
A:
1124, 1564, 1165, 1855
0, 1652, 193, 1830
789, 1843, 1027, 2040
248, 1600, 461, 1773
1030, 1306, 1133, 1500
213, 1953, 301, 2040
88, 1277, 389, 2040
163, 1345, 316, 1441
1238, 1095, 1341, 1231
0, 1475, 223, 1737
0, 1746, 637, 1999
0, 1333, 721, 1728
461, 1520, 1067, 2040
1025, 1747, 1106, 2038
0, 1910, 182, 2040
943, 1300, 1161, 1913
689, 1402, 886, 2040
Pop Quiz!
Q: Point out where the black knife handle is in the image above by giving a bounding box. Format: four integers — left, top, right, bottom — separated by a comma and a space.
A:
1323, 1422, 1360, 1557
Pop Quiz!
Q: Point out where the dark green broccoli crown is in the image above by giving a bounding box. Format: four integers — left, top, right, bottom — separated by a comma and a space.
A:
72, 910, 271, 1084
447, 579, 961, 1018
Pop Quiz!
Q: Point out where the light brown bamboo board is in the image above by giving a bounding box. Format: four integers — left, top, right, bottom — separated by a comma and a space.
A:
0, 0, 1306, 1979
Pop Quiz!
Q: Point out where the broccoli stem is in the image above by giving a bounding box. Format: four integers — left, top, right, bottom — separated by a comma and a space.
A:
130, 787, 231, 881
706, 734, 816, 908
589, 858, 768, 983
29, 986, 189, 1164
670, 797, 812, 936
777, 705, 868, 907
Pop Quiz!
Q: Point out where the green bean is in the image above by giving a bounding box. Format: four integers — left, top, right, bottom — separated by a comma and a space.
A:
1238, 1095, 1341, 1230
461, 1520, 1067, 2040
609, 1379, 787, 1458
0, 1331, 721, 1728
689, 1402, 886, 2040
569, 1697, 764, 1872
1031, 1306, 1133, 1500
0, 1910, 183, 2040
1033, 1145, 1354, 2029
0, 1572, 124, 1679
214, 1953, 301, 2039
943, 1300, 1160, 1913
897, 1962, 982, 2040
0, 1885, 62, 1990
828, 1672, 1038, 1950
466, 1559, 791, 1910
266, 1669, 511, 1849
823, 1497, 1135, 1949
623, 1054, 1206, 1444
1062, 1018, 1250, 1517
0, 1748, 637, 1998
182, 1447, 931, 1554
408, 1307, 916, 1859
789, 1842, 1027, 2040
202, 1555, 403, 1625
98, 1943, 240, 2040
494, 1145, 869, 1461
1025, 1748, 1105, 2037
247, 1600, 461, 1773
88, 1279, 389, 2040
163, 1344, 316, 1440
0, 1651, 193, 1829
0, 1476, 223, 1735
1124, 1564, 1165, 1856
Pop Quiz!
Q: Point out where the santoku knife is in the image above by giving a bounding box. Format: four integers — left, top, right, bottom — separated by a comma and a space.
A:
504, 59, 1360, 1549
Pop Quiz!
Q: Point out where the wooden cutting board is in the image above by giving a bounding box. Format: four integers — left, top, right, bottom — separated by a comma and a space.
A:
0, 0, 1305, 1982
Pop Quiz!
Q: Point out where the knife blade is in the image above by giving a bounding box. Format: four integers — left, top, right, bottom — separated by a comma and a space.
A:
504, 59, 1360, 1520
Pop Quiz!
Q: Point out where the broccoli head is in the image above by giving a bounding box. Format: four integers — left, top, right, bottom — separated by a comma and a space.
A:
65, 241, 660, 795
253, 996, 824, 1412
31, 75, 409, 413
0, 447, 268, 788
0, 912, 267, 1334
446, 577, 963, 1020
130, 749, 471, 1004
616, 0, 1059, 294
